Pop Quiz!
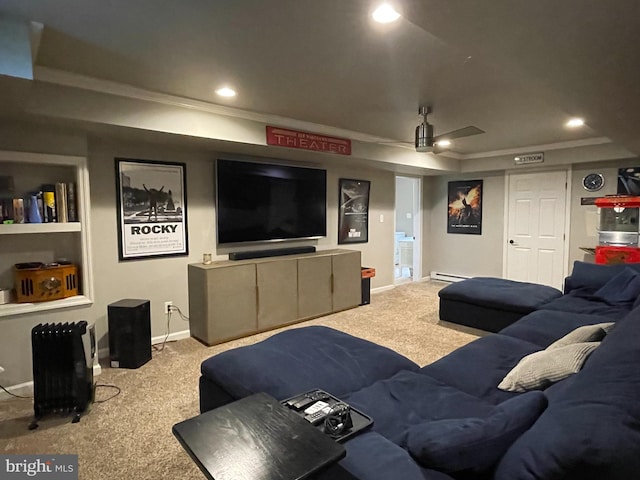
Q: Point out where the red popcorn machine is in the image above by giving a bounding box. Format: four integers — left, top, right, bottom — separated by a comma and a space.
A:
594, 196, 640, 264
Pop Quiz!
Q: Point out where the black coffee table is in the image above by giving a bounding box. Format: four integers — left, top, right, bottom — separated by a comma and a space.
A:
173, 392, 353, 480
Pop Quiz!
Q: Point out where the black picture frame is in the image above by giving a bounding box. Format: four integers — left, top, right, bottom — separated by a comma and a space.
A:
447, 179, 483, 235
115, 158, 188, 260
338, 178, 370, 244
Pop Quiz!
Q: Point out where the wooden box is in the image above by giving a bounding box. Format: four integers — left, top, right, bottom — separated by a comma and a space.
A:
14, 263, 79, 303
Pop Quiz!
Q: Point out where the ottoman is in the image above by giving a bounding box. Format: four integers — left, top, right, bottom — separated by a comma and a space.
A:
438, 277, 562, 333
199, 326, 420, 413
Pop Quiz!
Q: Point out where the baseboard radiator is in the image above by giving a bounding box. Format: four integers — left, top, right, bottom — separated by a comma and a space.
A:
31, 321, 95, 427
430, 271, 471, 283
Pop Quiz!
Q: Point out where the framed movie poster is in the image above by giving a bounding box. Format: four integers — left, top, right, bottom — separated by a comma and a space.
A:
447, 179, 483, 235
115, 158, 188, 260
338, 178, 370, 244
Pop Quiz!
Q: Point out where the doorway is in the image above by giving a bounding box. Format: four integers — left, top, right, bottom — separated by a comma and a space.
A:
395, 176, 422, 283
504, 170, 569, 289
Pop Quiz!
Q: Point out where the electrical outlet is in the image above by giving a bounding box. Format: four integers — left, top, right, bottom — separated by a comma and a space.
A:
164, 301, 173, 314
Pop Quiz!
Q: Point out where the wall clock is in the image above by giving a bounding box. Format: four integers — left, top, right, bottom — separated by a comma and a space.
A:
582, 173, 604, 192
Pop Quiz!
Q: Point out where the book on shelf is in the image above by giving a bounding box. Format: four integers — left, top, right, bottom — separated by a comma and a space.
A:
12, 199, 24, 223
66, 182, 78, 222
55, 182, 68, 223
42, 184, 57, 222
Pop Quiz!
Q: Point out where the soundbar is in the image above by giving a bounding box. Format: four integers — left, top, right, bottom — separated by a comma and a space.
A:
229, 246, 316, 261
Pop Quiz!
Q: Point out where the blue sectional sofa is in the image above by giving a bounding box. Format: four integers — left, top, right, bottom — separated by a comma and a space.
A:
198, 261, 640, 479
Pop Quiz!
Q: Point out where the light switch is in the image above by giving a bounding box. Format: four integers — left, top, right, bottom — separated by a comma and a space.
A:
379, 214, 384, 223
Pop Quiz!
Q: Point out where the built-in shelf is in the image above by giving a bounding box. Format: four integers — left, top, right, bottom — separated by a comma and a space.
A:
0, 295, 92, 318
0, 150, 94, 317
0, 222, 82, 235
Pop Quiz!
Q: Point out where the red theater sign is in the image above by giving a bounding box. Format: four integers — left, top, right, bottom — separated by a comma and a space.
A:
266, 126, 351, 156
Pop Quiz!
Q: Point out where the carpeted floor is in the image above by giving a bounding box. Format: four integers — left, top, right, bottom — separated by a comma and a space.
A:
0, 280, 483, 479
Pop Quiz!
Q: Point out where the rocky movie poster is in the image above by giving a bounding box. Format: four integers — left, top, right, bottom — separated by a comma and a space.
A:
447, 180, 482, 235
116, 158, 188, 260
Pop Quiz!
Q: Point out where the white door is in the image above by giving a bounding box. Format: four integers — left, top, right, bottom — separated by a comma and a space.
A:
505, 170, 567, 289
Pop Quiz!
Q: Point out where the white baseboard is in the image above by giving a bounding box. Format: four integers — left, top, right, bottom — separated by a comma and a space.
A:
1, 331, 193, 400
0, 363, 102, 401
372, 275, 433, 293
0, 380, 33, 400
430, 271, 471, 283
371, 285, 395, 294
97, 329, 191, 360
152, 328, 191, 345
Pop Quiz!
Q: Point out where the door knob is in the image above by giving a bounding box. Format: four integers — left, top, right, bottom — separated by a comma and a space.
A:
509, 240, 515, 244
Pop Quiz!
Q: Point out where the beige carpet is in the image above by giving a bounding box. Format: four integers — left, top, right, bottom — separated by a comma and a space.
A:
0, 280, 482, 479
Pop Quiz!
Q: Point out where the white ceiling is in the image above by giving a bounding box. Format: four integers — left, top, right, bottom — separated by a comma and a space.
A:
0, 0, 638, 162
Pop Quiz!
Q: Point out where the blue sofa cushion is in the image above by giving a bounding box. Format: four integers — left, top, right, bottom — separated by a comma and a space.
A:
437, 277, 562, 313
200, 326, 419, 400
494, 307, 640, 479
419, 334, 542, 404
593, 266, 640, 304
563, 261, 640, 294
537, 293, 631, 318
499, 310, 615, 348
343, 370, 496, 445
340, 432, 455, 480
406, 391, 547, 474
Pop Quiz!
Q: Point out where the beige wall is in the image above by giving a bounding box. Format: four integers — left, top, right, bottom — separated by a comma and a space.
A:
424, 157, 640, 282
426, 172, 506, 278
0, 130, 396, 387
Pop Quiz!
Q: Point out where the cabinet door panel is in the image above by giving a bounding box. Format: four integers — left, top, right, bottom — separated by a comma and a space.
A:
257, 259, 298, 329
332, 251, 361, 311
298, 256, 332, 318
206, 265, 257, 344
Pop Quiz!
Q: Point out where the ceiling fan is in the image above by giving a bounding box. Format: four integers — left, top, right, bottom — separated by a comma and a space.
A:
415, 106, 485, 154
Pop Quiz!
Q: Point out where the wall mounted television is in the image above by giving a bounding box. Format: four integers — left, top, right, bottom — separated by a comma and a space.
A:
216, 159, 327, 245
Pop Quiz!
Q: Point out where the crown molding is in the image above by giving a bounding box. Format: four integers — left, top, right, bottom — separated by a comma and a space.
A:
459, 137, 612, 160
33, 66, 406, 146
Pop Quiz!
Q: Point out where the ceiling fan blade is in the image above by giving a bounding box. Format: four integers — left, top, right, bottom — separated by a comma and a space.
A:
435, 125, 485, 141
432, 143, 448, 154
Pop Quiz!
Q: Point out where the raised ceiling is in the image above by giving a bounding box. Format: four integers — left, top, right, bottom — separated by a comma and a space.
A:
0, 0, 638, 164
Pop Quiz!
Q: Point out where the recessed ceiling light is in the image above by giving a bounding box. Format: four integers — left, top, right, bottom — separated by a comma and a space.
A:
436, 140, 451, 147
566, 118, 585, 128
372, 3, 401, 23
215, 87, 236, 97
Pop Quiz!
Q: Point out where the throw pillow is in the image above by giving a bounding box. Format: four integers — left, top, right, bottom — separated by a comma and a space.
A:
593, 267, 640, 304
406, 391, 548, 474
547, 322, 614, 350
498, 342, 600, 392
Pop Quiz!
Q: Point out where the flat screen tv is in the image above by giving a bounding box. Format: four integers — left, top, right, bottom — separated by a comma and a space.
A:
216, 159, 327, 245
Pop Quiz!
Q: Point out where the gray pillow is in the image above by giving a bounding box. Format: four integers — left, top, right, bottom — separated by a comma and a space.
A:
498, 342, 600, 392
547, 322, 614, 350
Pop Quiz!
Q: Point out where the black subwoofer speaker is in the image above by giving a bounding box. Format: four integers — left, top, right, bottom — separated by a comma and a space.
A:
108, 298, 152, 369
